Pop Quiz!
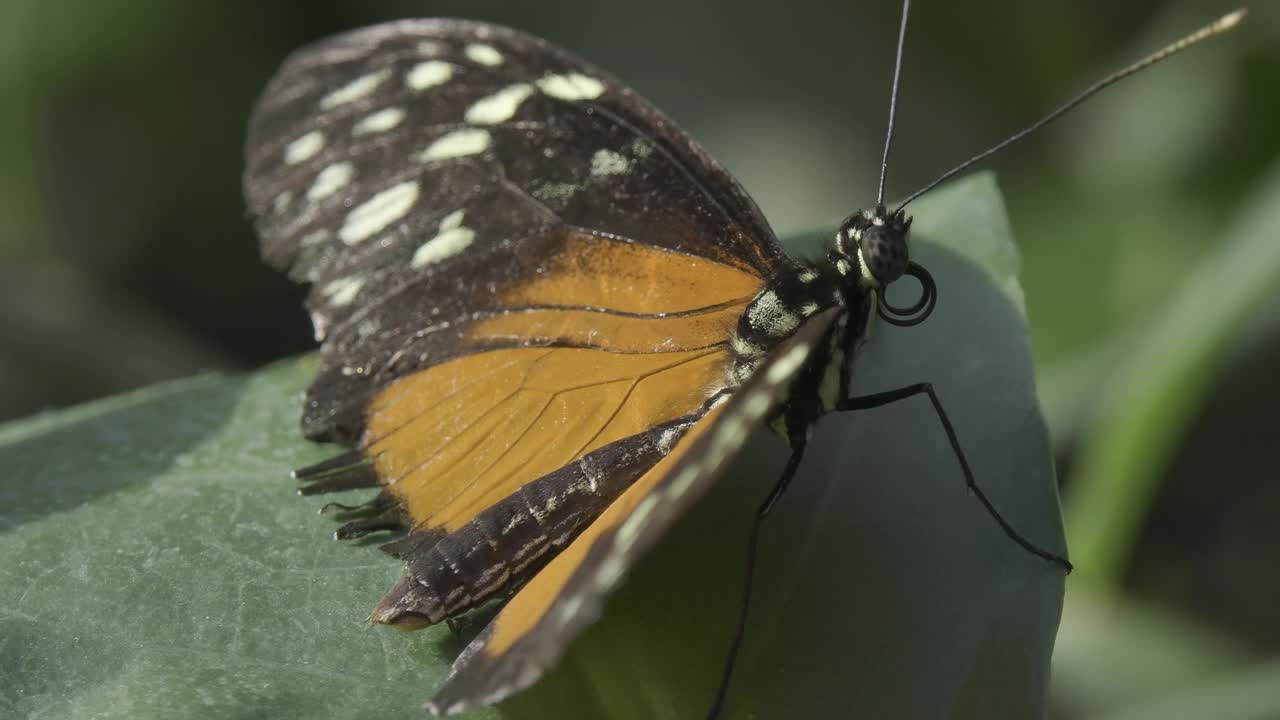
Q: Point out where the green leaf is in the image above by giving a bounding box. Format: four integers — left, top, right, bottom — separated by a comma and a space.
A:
0, 172, 1064, 719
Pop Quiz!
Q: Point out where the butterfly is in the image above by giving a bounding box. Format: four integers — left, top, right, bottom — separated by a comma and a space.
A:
242, 5, 1241, 716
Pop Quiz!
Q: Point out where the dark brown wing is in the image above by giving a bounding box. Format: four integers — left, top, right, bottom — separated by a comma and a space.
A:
243, 19, 790, 444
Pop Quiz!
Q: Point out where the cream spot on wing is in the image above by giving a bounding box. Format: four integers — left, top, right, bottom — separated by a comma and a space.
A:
591, 149, 630, 176
554, 594, 586, 625
420, 127, 491, 161
439, 208, 465, 230
708, 413, 750, 460
593, 555, 627, 591
352, 107, 405, 135
614, 494, 661, 551
664, 465, 702, 500
536, 72, 606, 101
322, 275, 365, 306
464, 83, 534, 125
307, 162, 354, 202
320, 69, 389, 109
310, 310, 329, 341
464, 43, 503, 66
300, 229, 331, 247
285, 130, 324, 164
272, 191, 292, 214
416, 40, 443, 56
405, 60, 454, 91
765, 342, 811, 384
411, 209, 475, 268
742, 390, 774, 419
532, 181, 578, 207
338, 180, 419, 246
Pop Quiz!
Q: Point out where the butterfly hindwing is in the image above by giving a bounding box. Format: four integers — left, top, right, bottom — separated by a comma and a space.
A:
427, 310, 839, 714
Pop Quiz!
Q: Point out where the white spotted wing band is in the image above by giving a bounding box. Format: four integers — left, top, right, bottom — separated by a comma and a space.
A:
244, 19, 789, 444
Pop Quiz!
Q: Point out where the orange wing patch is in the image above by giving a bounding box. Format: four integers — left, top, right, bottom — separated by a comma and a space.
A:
366, 346, 730, 532
486, 400, 728, 655
361, 233, 764, 534
426, 310, 839, 716
504, 229, 762, 314
467, 303, 745, 353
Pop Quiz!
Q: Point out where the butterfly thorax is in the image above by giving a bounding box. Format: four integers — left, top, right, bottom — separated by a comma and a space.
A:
727, 205, 914, 392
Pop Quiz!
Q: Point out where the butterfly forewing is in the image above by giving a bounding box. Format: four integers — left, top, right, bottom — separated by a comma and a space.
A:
244, 19, 789, 442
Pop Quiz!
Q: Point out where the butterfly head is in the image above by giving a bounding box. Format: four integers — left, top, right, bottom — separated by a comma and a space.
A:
837, 204, 913, 289
834, 205, 935, 327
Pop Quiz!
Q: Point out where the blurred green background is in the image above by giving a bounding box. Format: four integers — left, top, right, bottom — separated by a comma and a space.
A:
2, 0, 1277, 717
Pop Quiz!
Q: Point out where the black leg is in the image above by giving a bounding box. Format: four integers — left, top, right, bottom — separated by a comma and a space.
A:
706, 427, 809, 720
836, 383, 1073, 573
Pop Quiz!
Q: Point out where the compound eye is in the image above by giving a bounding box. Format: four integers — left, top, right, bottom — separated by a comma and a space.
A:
860, 224, 910, 285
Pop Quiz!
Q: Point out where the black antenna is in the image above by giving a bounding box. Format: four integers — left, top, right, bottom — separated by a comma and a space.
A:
895, 8, 1247, 211
877, 0, 912, 206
